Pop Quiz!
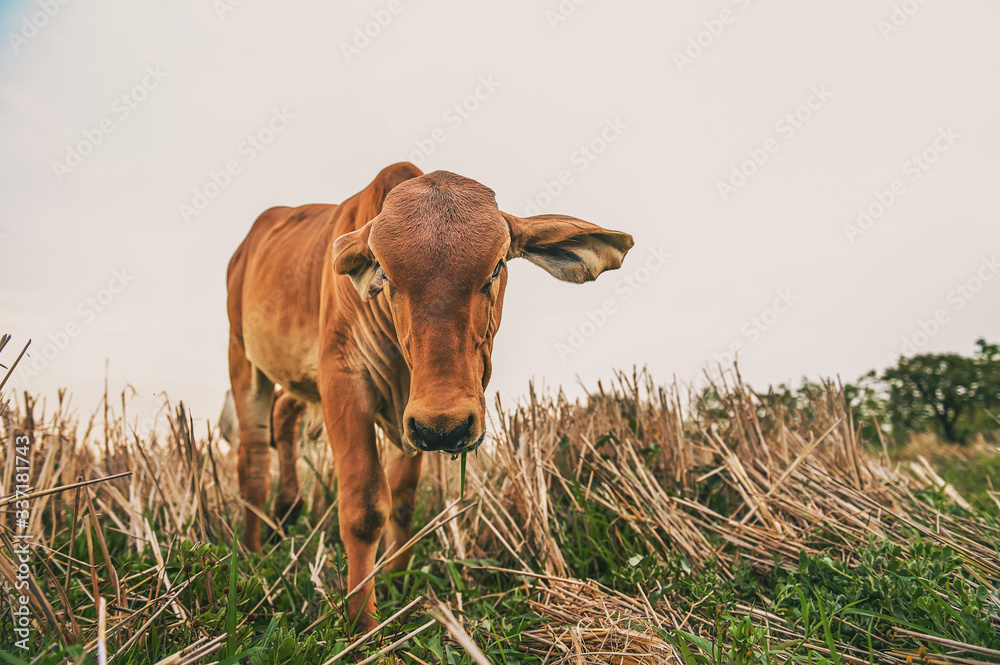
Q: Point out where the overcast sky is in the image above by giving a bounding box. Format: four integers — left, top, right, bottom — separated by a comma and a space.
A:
2, 0, 998, 434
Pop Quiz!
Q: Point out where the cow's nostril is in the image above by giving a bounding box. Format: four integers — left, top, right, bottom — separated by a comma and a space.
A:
410, 415, 474, 452
411, 418, 431, 442
453, 415, 472, 440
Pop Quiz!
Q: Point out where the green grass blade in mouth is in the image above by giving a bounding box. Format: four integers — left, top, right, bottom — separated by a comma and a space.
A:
460, 450, 467, 500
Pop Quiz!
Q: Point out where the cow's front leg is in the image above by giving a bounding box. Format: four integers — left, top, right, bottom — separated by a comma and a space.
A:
384, 445, 423, 574
321, 373, 390, 633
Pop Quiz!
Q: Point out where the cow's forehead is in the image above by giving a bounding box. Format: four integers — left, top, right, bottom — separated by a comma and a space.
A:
368, 171, 509, 282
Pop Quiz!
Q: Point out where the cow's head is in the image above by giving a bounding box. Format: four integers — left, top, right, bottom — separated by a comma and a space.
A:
334, 170, 633, 455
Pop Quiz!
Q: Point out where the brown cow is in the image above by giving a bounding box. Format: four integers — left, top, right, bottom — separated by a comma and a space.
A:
226, 162, 633, 631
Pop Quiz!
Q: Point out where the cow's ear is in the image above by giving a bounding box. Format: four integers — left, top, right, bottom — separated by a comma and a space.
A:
502, 212, 634, 283
333, 222, 385, 300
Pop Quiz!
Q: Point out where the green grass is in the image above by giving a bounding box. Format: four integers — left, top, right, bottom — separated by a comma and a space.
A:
4, 484, 998, 663
937, 453, 1000, 513
0, 510, 543, 663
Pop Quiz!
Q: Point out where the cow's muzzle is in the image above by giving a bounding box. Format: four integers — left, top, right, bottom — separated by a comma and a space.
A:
410, 415, 478, 454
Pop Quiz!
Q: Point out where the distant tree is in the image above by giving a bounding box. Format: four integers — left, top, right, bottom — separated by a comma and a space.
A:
844, 372, 892, 445
878, 338, 1000, 443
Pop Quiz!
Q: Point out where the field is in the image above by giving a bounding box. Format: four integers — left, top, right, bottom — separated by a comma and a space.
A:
1, 368, 999, 664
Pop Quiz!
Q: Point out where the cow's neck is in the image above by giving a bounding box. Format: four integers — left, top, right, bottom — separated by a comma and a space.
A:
354, 295, 410, 449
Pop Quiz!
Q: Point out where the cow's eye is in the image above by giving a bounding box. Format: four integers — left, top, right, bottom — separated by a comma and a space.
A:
489, 259, 504, 285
